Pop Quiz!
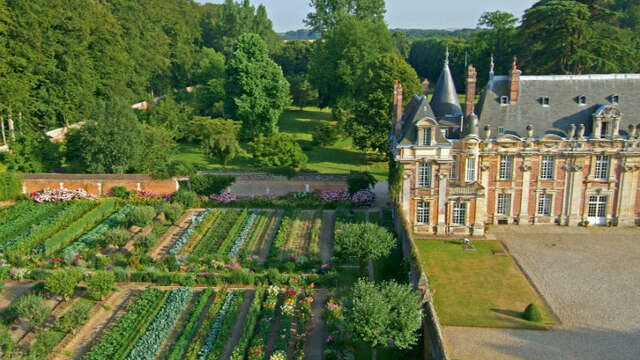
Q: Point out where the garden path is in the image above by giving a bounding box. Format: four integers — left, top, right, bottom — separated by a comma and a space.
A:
319, 211, 335, 264
221, 290, 255, 360
150, 209, 202, 259
55, 287, 136, 360
265, 297, 284, 359
0, 281, 32, 311
304, 289, 328, 360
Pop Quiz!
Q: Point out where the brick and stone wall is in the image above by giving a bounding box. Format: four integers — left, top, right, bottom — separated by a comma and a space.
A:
21, 174, 179, 196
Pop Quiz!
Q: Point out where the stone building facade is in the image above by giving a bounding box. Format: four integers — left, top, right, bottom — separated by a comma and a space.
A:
392, 53, 640, 236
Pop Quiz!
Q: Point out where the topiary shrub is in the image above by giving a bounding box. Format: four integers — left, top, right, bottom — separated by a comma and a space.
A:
190, 175, 235, 196
172, 190, 199, 208
523, 303, 543, 322
126, 206, 156, 227
110, 186, 129, 199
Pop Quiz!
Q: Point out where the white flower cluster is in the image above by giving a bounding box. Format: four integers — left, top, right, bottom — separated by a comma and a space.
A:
227, 211, 258, 258
169, 209, 212, 255
267, 285, 280, 297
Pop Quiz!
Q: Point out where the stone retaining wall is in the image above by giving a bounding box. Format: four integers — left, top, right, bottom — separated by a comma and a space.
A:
21, 174, 179, 196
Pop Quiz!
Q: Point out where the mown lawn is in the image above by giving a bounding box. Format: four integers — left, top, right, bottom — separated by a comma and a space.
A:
416, 240, 555, 330
170, 107, 388, 179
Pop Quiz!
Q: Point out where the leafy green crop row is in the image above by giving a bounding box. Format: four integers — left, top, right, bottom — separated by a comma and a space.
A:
238, 212, 269, 259
246, 287, 280, 360
84, 288, 167, 360
62, 204, 134, 258
167, 288, 216, 360
229, 287, 266, 360
206, 290, 246, 359
268, 210, 293, 260
126, 288, 193, 360
216, 209, 250, 255
39, 200, 117, 256
0, 202, 65, 247
191, 210, 240, 256
184, 288, 228, 360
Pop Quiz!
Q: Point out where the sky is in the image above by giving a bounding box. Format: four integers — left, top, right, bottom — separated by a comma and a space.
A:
196, 0, 539, 33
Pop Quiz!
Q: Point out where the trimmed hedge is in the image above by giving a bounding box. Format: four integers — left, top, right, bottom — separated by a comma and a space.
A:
0, 172, 21, 201
523, 303, 543, 322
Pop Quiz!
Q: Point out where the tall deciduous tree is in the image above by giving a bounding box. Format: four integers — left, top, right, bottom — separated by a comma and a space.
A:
191, 116, 244, 166
334, 222, 395, 271
248, 133, 308, 169
346, 279, 423, 360
225, 33, 289, 139
348, 53, 421, 153
309, 18, 393, 108
305, 0, 387, 34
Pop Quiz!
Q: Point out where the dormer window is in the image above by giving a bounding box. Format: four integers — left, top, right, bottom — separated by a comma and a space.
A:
611, 95, 619, 104
498, 127, 505, 135
541, 96, 550, 106
500, 96, 509, 105
422, 127, 432, 146
578, 95, 587, 105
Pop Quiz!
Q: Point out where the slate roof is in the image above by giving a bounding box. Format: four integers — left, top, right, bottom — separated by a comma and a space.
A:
398, 95, 450, 145
476, 74, 640, 138
430, 62, 462, 119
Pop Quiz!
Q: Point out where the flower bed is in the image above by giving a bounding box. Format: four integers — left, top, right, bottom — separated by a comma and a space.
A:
84, 288, 168, 360
61, 204, 134, 259
205, 290, 246, 359
167, 289, 216, 360
215, 209, 250, 255
238, 211, 270, 261
246, 286, 280, 360
229, 287, 266, 360
268, 211, 292, 260
228, 211, 258, 258
168, 209, 213, 255
190, 210, 241, 256
196, 290, 237, 359
32, 188, 96, 202
184, 288, 228, 359
126, 288, 193, 360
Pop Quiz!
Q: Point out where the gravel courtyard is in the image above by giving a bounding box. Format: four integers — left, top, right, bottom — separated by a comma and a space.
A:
444, 225, 640, 360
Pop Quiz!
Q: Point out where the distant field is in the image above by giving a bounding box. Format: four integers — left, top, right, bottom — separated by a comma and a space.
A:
171, 106, 389, 179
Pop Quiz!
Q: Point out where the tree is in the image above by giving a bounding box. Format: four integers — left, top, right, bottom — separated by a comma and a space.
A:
12, 294, 51, 328
392, 31, 410, 59
305, 0, 387, 34
474, 11, 518, 77
248, 133, 308, 169
66, 98, 142, 174
87, 271, 115, 301
0, 133, 61, 173
225, 33, 290, 139
145, 96, 192, 141
348, 53, 421, 153
289, 75, 318, 110
334, 222, 395, 271
190, 116, 244, 166
134, 125, 176, 174
45, 268, 82, 300
346, 279, 423, 360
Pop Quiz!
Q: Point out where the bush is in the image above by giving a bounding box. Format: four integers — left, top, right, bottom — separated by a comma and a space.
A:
87, 271, 115, 301
161, 203, 184, 223
248, 133, 308, 169
523, 303, 543, 322
312, 124, 339, 147
104, 227, 130, 249
0, 323, 15, 354
133, 233, 157, 254
190, 175, 235, 196
45, 268, 83, 299
56, 300, 93, 333
172, 189, 199, 208
347, 172, 377, 194
0, 172, 22, 201
12, 294, 51, 328
110, 186, 129, 199
127, 206, 156, 227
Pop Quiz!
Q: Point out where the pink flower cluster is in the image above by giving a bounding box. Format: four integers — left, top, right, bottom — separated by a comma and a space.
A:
32, 188, 95, 203
320, 189, 376, 207
135, 189, 167, 200
210, 190, 237, 204
320, 190, 351, 202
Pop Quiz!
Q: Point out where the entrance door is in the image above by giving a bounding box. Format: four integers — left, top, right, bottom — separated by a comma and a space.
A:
587, 195, 607, 226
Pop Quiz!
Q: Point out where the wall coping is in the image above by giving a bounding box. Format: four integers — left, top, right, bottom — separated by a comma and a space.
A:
199, 171, 351, 182
20, 173, 174, 181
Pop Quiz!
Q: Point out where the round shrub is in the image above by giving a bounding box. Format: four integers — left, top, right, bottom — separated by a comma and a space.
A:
104, 227, 130, 249
127, 206, 156, 227
312, 124, 339, 147
523, 303, 543, 322
172, 190, 199, 208
110, 186, 129, 199
162, 203, 184, 223
133, 233, 157, 254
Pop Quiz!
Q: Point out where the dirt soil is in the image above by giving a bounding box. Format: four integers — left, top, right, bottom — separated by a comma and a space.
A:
150, 209, 202, 259
305, 290, 329, 360
319, 211, 335, 264
53, 287, 137, 360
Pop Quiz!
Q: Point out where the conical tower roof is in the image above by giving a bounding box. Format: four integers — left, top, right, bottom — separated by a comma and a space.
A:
430, 48, 462, 119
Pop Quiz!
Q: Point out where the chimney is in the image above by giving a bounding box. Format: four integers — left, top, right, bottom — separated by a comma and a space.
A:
422, 78, 429, 97
508, 57, 522, 104
394, 83, 404, 137
465, 64, 477, 116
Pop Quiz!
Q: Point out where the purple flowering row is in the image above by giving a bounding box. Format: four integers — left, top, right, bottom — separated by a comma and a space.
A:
321, 189, 376, 207
32, 188, 96, 203
210, 190, 237, 204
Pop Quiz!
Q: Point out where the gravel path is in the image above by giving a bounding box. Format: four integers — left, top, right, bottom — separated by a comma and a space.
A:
444, 226, 640, 360
305, 289, 328, 360
150, 209, 202, 259
221, 290, 255, 360
319, 211, 335, 264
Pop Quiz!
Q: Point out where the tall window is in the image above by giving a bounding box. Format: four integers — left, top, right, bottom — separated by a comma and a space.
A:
537, 194, 553, 216
417, 201, 430, 224
540, 156, 555, 180
601, 122, 609, 138
449, 157, 458, 180
423, 128, 432, 146
465, 157, 476, 183
588, 196, 607, 218
499, 155, 514, 180
452, 202, 466, 225
497, 194, 511, 216
418, 163, 432, 188
595, 155, 610, 180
